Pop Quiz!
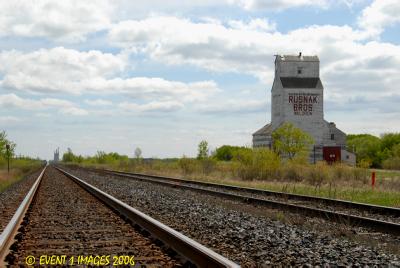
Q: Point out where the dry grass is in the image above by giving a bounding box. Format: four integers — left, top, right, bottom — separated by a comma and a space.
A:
0, 169, 17, 182
162, 169, 397, 207
0, 169, 24, 193
0, 160, 43, 193
74, 158, 400, 207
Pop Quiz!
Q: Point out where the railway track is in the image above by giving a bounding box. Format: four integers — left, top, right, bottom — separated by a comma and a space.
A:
0, 167, 44, 233
84, 167, 400, 236
0, 166, 238, 267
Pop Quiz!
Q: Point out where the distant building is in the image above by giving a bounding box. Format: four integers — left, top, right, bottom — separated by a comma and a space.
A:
253, 53, 355, 165
54, 148, 59, 162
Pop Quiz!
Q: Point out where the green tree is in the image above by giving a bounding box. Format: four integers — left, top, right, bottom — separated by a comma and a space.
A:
380, 133, 400, 152
214, 145, 244, 161
347, 134, 382, 167
197, 140, 209, 160
95, 151, 107, 164
391, 143, 400, 157
382, 143, 400, 170
62, 148, 76, 162
272, 122, 314, 160
0, 131, 7, 157
0, 131, 16, 158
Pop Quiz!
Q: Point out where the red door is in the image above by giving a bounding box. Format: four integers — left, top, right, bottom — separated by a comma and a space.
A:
323, 146, 341, 164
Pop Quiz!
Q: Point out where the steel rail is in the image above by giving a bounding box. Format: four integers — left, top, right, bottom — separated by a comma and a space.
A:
101, 169, 400, 217
0, 165, 47, 265
89, 168, 400, 236
55, 167, 239, 268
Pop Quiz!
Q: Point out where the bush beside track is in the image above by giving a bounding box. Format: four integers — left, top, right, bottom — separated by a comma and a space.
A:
61, 147, 400, 207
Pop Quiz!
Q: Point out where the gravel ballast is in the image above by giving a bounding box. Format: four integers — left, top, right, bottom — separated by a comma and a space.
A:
128, 173, 400, 224
65, 167, 400, 267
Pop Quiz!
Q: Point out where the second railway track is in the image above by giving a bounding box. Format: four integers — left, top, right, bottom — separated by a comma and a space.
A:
0, 166, 238, 267
87, 167, 400, 236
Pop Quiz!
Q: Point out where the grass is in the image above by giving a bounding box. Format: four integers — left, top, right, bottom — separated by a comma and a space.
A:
0, 158, 43, 193
164, 174, 400, 207
371, 168, 400, 179
228, 181, 400, 207
0, 169, 23, 193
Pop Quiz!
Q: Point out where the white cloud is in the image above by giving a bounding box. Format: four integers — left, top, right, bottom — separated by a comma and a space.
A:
198, 99, 267, 114
108, 16, 277, 80
119, 100, 184, 113
109, 17, 367, 80
0, 93, 88, 116
59, 107, 89, 116
0, 47, 125, 94
228, 18, 276, 32
0, 116, 22, 123
228, 0, 330, 11
0, 0, 333, 43
35, 113, 51, 118
115, 0, 225, 15
0, 47, 219, 102
228, 0, 366, 11
0, 0, 365, 44
0, 93, 71, 109
85, 99, 113, 106
322, 41, 400, 97
358, 0, 400, 36
0, 1, 113, 42
109, 16, 400, 101
89, 78, 219, 102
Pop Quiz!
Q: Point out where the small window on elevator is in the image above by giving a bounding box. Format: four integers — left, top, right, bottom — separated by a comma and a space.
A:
297, 67, 302, 75
331, 134, 334, 140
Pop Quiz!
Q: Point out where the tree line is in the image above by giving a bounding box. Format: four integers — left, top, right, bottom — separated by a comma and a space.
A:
62, 147, 143, 165
347, 133, 400, 169
61, 124, 400, 170
2, 126, 399, 173
212, 133, 400, 170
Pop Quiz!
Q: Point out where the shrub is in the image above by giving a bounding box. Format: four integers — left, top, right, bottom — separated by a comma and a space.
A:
281, 162, 306, 182
213, 145, 244, 161
383, 157, 400, 170
331, 163, 349, 181
62, 148, 76, 162
253, 148, 281, 180
200, 158, 217, 175
232, 148, 254, 180
178, 156, 197, 175
233, 147, 280, 180
358, 159, 371, 169
352, 167, 368, 184
307, 161, 330, 188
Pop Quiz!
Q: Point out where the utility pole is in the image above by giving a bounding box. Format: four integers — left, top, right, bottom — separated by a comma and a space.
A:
6, 144, 10, 173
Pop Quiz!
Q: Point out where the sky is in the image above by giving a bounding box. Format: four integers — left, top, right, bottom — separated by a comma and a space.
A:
0, 0, 399, 160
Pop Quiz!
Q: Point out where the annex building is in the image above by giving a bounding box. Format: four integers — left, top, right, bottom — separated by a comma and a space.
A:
253, 53, 355, 165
